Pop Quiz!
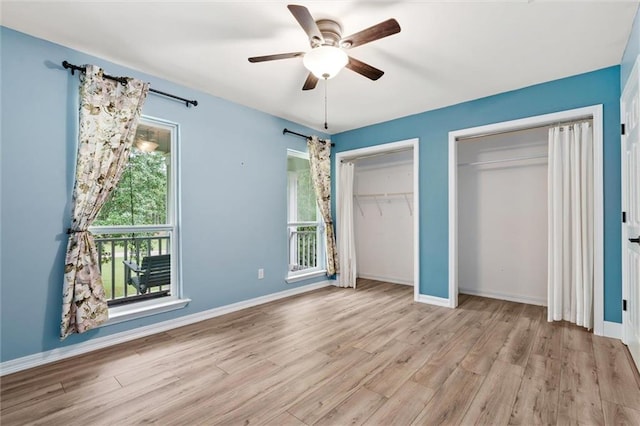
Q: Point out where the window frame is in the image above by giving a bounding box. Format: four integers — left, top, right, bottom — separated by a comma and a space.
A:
89, 115, 189, 325
286, 149, 326, 283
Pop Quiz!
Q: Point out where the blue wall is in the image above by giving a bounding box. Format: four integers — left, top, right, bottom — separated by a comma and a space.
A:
0, 27, 327, 363
332, 67, 622, 323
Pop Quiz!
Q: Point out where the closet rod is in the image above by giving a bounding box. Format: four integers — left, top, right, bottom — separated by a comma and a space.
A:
456, 116, 592, 142
459, 153, 547, 167
341, 147, 413, 163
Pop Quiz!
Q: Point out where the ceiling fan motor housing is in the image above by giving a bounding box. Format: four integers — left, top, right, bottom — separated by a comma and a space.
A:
314, 19, 343, 47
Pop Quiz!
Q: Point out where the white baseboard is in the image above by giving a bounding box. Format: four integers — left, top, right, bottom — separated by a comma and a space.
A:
459, 288, 547, 306
358, 273, 413, 286
603, 321, 623, 340
415, 293, 453, 308
0, 281, 331, 376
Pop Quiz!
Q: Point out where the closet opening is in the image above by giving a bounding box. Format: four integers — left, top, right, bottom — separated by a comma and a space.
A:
448, 105, 605, 335
335, 139, 419, 299
457, 126, 550, 306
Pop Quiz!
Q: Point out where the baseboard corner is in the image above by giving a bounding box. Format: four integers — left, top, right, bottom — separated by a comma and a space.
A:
415, 293, 453, 308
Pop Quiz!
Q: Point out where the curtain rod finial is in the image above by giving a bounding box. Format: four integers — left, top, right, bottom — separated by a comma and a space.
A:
62, 60, 74, 75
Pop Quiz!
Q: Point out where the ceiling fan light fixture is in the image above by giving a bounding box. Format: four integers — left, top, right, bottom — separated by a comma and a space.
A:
303, 46, 348, 79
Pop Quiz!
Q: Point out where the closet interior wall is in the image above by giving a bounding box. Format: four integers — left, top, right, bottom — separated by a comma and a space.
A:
457, 127, 548, 305
353, 151, 414, 286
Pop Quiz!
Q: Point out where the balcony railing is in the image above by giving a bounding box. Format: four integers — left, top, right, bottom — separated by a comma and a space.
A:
288, 222, 323, 274
93, 231, 171, 306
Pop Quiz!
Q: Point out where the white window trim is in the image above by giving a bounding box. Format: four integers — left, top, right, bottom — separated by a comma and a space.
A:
285, 269, 327, 284
104, 296, 191, 326
89, 115, 189, 325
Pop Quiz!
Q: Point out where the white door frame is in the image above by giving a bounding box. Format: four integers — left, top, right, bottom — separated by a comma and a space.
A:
335, 138, 420, 301
448, 105, 605, 336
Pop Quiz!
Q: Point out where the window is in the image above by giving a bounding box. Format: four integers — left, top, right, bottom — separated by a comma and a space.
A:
90, 116, 187, 322
287, 150, 325, 281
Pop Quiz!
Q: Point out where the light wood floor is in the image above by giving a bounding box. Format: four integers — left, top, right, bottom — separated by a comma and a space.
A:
2, 279, 640, 425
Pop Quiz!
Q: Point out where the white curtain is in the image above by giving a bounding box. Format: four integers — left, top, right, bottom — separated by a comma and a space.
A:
548, 121, 594, 329
337, 162, 357, 288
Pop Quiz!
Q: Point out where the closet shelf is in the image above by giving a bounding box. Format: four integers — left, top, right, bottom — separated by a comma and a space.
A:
353, 192, 413, 217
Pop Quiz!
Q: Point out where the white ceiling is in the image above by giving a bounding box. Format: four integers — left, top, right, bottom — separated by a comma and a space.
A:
1, 1, 638, 133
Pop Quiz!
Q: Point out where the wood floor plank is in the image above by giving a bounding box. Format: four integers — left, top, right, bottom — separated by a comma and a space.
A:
1, 280, 634, 426
509, 354, 561, 425
394, 306, 449, 345
3, 370, 178, 425
497, 311, 541, 370
364, 362, 415, 399
0, 381, 64, 411
461, 360, 523, 425
363, 380, 434, 426
593, 335, 640, 411
152, 357, 314, 425
531, 314, 564, 360
412, 367, 484, 426
312, 314, 404, 358
260, 411, 307, 426
602, 400, 640, 426
391, 335, 450, 371
314, 387, 387, 426
557, 348, 605, 425
412, 324, 484, 389
494, 300, 526, 324
563, 322, 593, 353
352, 310, 425, 354
0, 346, 141, 395
198, 349, 372, 426
286, 340, 409, 425
461, 319, 512, 375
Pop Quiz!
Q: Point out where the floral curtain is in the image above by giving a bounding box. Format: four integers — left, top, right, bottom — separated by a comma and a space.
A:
61, 65, 149, 339
307, 136, 339, 276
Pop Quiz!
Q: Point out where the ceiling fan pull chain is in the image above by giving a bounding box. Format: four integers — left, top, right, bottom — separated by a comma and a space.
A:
324, 79, 328, 130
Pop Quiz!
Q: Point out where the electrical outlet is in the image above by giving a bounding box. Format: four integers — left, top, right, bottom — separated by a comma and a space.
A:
258, 268, 264, 279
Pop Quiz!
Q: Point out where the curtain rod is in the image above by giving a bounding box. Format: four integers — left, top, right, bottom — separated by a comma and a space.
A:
282, 128, 335, 147
62, 61, 198, 108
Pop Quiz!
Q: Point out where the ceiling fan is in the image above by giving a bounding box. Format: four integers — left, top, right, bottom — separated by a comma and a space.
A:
248, 4, 401, 90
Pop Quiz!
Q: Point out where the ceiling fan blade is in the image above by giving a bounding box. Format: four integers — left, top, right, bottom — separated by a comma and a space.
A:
341, 18, 401, 49
288, 4, 324, 45
248, 52, 304, 63
346, 56, 384, 80
302, 72, 319, 91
